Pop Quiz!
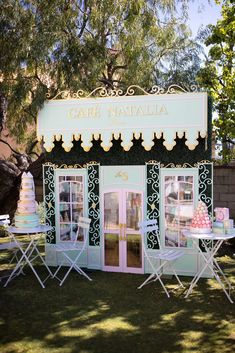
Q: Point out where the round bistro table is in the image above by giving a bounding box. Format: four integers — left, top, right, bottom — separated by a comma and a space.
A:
4, 225, 53, 289
183, 231, 235, 303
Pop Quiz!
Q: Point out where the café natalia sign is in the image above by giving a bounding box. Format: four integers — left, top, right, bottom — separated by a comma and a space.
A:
37, 92, 208, 152
68, 103, 168, 120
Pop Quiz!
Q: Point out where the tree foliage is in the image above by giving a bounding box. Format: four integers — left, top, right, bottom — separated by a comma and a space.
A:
0, 0, 199, 150
154, 37, 202, 89
197, 0, 235, 163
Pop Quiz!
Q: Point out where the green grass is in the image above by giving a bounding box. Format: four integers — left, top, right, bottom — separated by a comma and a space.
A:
1, 246, 235, 353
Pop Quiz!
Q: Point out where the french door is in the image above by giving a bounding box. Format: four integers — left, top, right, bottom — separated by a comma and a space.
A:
103, 189, 143, 273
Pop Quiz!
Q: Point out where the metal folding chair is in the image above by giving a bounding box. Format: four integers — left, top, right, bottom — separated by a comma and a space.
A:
0, 214, 24, 282
138, 219, 185, 297
52, 217, 92, 286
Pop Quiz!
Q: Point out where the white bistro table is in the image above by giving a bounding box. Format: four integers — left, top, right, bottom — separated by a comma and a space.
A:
184, 231, 235, 303
4, 225, 53, 289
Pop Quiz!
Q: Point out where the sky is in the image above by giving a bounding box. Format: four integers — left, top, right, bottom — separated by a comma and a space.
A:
187, 0, 222, 37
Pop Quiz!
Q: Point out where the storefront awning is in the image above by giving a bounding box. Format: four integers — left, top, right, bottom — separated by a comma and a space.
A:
37, 88, 208, 152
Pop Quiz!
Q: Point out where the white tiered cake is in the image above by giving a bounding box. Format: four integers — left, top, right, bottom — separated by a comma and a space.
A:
190, 201, 212, 234
14, 172, 40, 228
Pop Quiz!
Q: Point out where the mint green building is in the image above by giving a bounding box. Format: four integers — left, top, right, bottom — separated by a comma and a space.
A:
37, 86, 213, 276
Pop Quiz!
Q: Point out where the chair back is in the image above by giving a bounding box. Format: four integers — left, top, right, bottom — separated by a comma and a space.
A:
138, 219, 161, 251
72, 217, 91, 249
0, 214, 10, 227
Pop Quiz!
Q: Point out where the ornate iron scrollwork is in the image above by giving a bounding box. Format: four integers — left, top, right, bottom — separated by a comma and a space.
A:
198, 162, 213, 251
43, 164, 56, 244
146, 162, 160, 249
198, 162, 213, 215
48, 84, 200, 100
87, 163, 100, 246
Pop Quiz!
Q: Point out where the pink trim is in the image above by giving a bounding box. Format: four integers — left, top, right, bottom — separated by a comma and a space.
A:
102, 189, 144, 274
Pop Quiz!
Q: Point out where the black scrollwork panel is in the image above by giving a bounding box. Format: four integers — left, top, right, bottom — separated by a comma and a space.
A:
43, 164, 56, 244
146, 162, 160, 249
87, 164, 100, 246
198, 162, 213, 251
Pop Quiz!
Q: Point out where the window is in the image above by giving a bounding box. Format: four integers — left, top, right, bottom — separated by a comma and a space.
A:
58, 175, 84, 242
164, 174, 195, 248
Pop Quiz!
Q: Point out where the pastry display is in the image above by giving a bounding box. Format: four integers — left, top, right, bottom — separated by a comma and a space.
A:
190, 201, 212, 234
14, 172, 40, 228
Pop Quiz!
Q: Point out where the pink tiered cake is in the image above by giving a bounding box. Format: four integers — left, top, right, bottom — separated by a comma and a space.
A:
14, 172, 40, 228
190, 201, 212, 234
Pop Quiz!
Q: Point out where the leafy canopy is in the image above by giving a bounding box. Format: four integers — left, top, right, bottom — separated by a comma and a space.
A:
0, 0, 198, 149
197, 0, 235, 163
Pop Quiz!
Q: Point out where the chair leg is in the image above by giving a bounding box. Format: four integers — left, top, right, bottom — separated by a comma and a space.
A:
137, 273, 155, 289
172, 267, 184, 288
50, 252, 66, 282
51, 264, 63, 279
138, 259, 185, 298
57, 251, 92, 286
154, 267, 170, 298
59, 265, 74, 286
74, 263, 92, 281
138, 261, 171, 298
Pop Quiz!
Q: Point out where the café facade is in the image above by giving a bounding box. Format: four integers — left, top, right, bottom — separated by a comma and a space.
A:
37, 85, 213, 276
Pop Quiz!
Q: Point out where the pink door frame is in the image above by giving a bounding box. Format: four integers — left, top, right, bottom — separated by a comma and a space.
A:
102, 188, 144, 274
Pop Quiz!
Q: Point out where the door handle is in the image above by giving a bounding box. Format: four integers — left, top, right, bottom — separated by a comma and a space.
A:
119, 223, 127, 241
123, 223, 127, 241
119, 223, 123, 241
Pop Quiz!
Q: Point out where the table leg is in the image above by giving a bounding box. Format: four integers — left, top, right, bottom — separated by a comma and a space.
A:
4, 239, 33, 287
185, 239, 234, 303
29, 238, 54, 279
185, 240, 222, 298
213, 257, 234, 293
4, 235, 47, 289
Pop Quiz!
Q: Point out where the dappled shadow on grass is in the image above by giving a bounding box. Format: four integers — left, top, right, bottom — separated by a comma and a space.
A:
0, 255, 235, 353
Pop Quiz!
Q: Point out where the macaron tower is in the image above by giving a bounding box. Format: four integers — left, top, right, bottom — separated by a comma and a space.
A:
190, 201, 212, 234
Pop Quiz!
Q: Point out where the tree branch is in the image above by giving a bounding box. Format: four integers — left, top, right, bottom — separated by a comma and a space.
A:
78, 1, 91, 38
22, 106, 37, 123
99, 77, 115, 89
26, 139, 39, 155
111, 65, 127, 76
28, 151, 40, 158
0, 138, 20, 155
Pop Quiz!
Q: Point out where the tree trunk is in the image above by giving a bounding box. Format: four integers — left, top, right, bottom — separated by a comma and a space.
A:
0, 160, 21, 218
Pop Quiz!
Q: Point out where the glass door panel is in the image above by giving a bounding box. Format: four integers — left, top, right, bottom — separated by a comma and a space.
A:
126, 234, 142, 268
71, 205, 80, 223
124, 191, 143, 272
126, 192, 142, 231
58, 177, 84, 242
104, 233, 119, 267
59, 182, 70, 202
104, 192, 120, 269
60, 224, 71, 241
164, 174, 194, 248
104, 192, 119, 230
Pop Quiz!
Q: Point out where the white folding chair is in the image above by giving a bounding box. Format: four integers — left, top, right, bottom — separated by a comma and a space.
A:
138, 219, 185, 297
52, 217, 92, 286
0, 214, 24, 282
0, 214, 10, 226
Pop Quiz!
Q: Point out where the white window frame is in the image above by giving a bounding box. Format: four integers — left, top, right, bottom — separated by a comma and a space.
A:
54, 168, 87, 243
160, 168, 198, 249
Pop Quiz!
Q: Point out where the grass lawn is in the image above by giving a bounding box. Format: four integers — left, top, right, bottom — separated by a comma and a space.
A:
1, 244, 235, 353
